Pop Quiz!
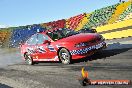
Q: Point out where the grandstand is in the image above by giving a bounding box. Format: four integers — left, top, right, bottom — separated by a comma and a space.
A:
0, 1, 132, 47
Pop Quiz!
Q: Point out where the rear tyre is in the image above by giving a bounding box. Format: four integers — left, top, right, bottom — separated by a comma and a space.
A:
58, 48, 71, 64
24, 53, 34, 65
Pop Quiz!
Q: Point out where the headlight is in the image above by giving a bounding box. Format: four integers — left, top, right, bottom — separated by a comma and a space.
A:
75, 42, 88, 48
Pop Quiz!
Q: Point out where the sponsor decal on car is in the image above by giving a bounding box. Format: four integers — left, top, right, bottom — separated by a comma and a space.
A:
33, 56, 59, 61
70, 42, 105, 55
56, 45, 61, 49
47, 45, 56, 52
27, 47, 34, 54
36, 46, 46, 53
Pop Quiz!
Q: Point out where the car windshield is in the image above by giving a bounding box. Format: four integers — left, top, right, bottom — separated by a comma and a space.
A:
46, 28, 79, 41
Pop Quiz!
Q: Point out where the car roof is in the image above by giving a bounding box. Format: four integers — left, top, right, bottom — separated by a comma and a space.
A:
39, 28, 62, 34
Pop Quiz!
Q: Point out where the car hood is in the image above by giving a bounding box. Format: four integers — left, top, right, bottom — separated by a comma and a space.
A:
56, 33, 99, 43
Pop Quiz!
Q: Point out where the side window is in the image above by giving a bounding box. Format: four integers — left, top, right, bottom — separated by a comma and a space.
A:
26, 34, 38, 45
37, 34, 49, 44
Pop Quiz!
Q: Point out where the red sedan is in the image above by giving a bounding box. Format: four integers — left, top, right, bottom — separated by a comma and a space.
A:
20, 28, 106, 65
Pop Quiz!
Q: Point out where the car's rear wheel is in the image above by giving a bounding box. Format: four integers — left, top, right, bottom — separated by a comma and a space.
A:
58, 48, 71, 64
24, 53, 34, 65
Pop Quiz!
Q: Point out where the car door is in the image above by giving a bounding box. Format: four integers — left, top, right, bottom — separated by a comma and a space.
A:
24, 34, 38, 59
35, 33, 51, 60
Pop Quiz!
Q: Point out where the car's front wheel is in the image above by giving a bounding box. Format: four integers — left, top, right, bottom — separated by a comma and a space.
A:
24, 53, 34, 65
58, 48, 71, 64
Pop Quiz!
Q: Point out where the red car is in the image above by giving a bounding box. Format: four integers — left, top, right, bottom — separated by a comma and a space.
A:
20, 28, 106, 65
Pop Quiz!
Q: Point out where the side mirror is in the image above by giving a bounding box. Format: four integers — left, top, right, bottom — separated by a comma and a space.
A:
43, 40, 50, 44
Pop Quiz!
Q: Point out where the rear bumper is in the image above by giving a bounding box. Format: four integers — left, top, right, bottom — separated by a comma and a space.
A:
70, 41, 106, 59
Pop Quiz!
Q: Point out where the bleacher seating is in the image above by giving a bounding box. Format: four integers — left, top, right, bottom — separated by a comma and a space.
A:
0, 1, 131, 47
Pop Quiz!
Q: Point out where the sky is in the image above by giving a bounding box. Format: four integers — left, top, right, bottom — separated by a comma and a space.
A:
0, 0, 124, 27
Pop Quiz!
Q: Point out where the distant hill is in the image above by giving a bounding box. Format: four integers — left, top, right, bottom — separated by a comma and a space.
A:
0, 25, 8, 28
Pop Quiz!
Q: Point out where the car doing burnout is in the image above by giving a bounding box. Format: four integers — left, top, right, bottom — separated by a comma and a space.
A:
20, 28, 106, 65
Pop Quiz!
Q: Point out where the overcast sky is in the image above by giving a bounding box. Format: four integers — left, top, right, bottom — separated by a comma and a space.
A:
0, 0, 125, 27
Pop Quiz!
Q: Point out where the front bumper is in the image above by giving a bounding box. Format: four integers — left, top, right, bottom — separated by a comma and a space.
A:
70, 41, 106, 59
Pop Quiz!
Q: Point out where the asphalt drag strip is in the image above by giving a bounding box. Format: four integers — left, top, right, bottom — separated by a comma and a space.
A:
0, 37, 132, 88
